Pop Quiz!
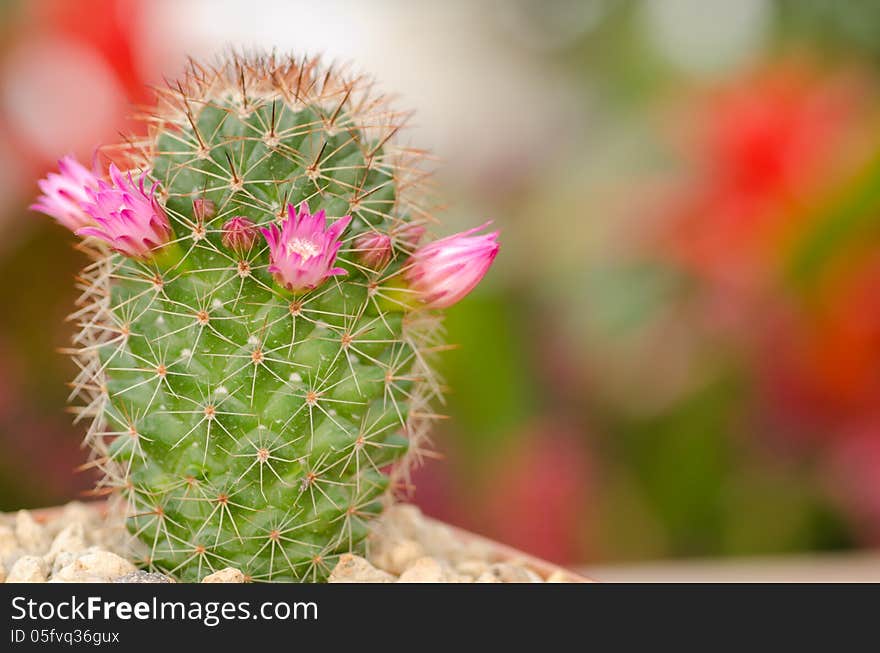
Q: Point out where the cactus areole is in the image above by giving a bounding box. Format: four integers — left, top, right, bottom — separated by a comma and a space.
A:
32, 54, 498, 582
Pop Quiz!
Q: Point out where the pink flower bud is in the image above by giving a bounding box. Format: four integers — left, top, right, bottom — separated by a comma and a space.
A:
405, 222, 499, 308
76, 164, 172, 259
354, 231, 393, 269
193, 198, 216, 222
260, 203, 351, 293
394, 222, 426, 249
30, 155, 100, 231
221, 216, 257, 254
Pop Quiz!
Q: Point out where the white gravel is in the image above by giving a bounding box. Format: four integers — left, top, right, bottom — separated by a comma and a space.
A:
0, 502, 576, 583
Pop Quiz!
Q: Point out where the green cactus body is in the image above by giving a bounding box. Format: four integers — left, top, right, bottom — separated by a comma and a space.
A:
70, 55, 439, 581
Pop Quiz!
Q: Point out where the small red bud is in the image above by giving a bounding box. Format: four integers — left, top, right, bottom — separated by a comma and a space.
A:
193, 198, 216, 222
394, 222, 426, 249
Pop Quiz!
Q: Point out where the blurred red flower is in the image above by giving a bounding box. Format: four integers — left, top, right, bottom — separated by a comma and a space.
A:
659, 62, 880, 424
480, 421, 592, 564
663, 62, 871, 298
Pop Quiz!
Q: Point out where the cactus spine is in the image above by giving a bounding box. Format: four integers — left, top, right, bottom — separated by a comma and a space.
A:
68, 54, 440, 581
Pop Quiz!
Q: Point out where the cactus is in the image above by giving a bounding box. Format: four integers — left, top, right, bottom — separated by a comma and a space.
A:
33, 53, 498, 582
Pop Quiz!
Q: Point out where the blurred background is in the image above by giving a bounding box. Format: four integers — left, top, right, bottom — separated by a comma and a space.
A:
6, 0, 880, 572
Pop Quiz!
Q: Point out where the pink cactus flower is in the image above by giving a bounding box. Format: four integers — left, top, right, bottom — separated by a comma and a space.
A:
261, 203, 351, 292
30, 155, 101, 231
354, 231, 393, 269
222, 216, 258, 254
77, 164, 172, 259
405, 222, 499, 308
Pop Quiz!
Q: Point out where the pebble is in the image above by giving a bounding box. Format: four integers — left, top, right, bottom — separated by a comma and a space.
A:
46, 523, 86, 565
482, 563, 543, 583
115, 571, 174, 583
7, 555, 48, 583
15, 511, 48, 554
50, 549, 90, 577
370, 538, 425, 575
397, 556, 450, 583
475, 571, 503, 583
0, 561, 6, 583
0, 524, 17, 563
202, 567, 246, 583
456, 560, 489, 577
381, 504, 422, 539
60, 502, 99, 527
328, 554, 394, 583
53, 551, 136, 583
